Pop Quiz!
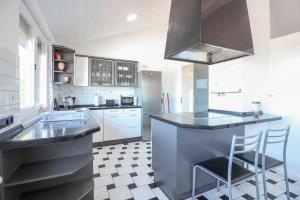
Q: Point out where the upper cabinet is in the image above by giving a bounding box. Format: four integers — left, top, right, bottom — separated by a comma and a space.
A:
90, 57, 114, 86
74, 55, 89, 86
52, 45, 138, 87
52, 45, 75, 85
115, 60, 138, 87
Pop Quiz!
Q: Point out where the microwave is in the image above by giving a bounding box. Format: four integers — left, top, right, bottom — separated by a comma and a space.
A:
120, 96, 135, 106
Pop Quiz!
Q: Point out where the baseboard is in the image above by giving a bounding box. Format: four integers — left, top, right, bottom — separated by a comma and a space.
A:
93, 137, 142, 147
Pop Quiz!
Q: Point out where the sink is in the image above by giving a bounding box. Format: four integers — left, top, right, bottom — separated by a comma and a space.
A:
42, 110, 87, 122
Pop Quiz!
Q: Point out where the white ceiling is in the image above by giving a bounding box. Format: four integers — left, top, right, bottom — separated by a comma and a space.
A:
34, 0, 171, 44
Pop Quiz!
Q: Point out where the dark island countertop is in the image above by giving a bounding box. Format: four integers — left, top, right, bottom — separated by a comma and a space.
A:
0, 112, 100, 149
150, 111, 282, 129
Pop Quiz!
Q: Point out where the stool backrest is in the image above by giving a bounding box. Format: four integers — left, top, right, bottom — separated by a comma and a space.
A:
227, 131, 262, 182
227, 132, 263, 184
263, 125, 290, 165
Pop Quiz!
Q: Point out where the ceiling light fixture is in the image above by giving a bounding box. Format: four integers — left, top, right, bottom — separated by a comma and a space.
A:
126, 14, 138, 22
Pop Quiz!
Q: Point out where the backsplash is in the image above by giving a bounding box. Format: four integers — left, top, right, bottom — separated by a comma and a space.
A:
0, 46, 19, 116
53, 85, 135, 105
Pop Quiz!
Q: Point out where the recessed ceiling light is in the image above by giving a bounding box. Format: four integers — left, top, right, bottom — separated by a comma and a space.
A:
126, 14, 138, 22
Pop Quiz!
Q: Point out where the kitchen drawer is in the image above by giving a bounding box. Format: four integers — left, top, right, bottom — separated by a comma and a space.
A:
124, 126, 141, 138
122, 114, 141, 126
104, 109, 124, 115
123, 108, 141, 114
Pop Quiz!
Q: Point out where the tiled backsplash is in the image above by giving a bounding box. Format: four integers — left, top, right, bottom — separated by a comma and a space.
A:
0, 46, 20, 116
53, 85, 135, 105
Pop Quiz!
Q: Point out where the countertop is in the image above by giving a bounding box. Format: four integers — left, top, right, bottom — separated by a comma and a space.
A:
150, 111, 282, 129
58, 104, 142, 111
0, 112, 100, 149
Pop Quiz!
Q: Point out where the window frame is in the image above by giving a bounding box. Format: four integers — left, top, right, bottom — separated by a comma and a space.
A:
18, 11, 50, 113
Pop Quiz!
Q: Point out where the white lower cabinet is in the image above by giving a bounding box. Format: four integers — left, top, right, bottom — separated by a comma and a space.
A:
104, 108, 141, 141
90, 110, 104, 143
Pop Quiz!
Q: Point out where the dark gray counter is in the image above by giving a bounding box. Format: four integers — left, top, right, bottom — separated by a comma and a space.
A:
150, 111, 282, 129
0, 113, 100, 149
58, 104, 142, 111
0, 112, 97, 199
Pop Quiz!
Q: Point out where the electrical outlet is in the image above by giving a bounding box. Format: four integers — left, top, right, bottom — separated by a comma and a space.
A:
0, 115, 14, 129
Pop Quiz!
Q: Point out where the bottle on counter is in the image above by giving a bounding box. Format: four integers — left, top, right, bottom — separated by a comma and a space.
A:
94, 93, 100, 107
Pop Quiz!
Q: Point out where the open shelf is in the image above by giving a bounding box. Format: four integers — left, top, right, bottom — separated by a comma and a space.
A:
53, 45, 75, 85
54, 71, 74, 74
54, 59, 74, 63
5, 154, 93, 187
20, 179, 93, 200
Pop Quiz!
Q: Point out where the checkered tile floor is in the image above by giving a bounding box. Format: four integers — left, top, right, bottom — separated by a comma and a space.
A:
93, 141, 300, 200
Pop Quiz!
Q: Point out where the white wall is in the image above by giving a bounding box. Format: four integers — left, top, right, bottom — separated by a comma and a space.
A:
0, 0, 20, 117
209, 0, 300, 179
209, 0, 271, 113
0, 0, 19, 53
267, 32, 300, 179
66, 25, 187, 113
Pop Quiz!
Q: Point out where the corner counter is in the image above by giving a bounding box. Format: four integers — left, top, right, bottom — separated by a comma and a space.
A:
150, 111, 281, 200
0, 112, 100, 200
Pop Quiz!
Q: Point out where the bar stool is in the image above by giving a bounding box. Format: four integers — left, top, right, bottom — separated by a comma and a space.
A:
234, 126, 290, 200
192, 132, 263, 200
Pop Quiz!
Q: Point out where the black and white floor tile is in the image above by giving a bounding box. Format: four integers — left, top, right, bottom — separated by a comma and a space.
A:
93, 141, 300, 200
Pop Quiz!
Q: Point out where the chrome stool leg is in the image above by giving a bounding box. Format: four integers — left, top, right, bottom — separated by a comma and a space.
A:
217, 179, 221, 192
192, 166, 197, 200
284, 163, 291, 200
255, 173, 261, 200
227, 183, 232, 200
262, 167, 268, 200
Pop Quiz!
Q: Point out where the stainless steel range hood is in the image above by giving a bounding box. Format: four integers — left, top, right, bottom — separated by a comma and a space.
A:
165, 0, 254, 65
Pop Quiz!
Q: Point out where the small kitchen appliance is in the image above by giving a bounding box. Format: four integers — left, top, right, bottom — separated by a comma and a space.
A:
106, 99, 116, 107
120, 96, 134, 106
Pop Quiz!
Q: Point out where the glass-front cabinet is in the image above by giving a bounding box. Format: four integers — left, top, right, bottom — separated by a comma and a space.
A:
114, 60, 138, 87
90, 58, 114, 86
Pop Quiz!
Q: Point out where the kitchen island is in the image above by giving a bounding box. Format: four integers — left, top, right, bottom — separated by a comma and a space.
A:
0, 111, 100, 200
150, 111, 282, 200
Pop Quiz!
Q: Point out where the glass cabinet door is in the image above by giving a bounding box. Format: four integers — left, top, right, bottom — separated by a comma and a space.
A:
115, 61, 137, 87
90, 58, 114, 86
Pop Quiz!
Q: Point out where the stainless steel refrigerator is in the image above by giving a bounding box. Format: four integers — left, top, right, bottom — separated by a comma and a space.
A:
137, 70, 162, 141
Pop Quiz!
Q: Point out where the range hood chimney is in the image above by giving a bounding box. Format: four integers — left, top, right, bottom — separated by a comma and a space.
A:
165, 0, 254, 65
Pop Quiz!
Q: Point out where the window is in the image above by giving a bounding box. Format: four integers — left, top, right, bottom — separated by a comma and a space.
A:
35, 38, 47, 105
19, 15, 34, 109
18, 15, 48, 109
